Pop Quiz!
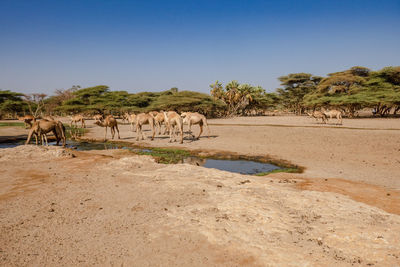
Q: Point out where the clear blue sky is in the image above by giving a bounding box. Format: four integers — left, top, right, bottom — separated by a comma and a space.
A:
1, 0, 399, 95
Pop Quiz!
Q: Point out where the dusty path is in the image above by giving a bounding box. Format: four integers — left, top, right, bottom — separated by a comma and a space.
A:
82, 116, 400, 190
1, 146, 400, 266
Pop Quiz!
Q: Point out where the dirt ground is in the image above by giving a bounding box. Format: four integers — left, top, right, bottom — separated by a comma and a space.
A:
1, 116, 400, 266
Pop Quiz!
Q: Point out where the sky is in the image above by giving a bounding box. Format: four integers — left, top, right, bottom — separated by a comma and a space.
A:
0, 0, 399, 95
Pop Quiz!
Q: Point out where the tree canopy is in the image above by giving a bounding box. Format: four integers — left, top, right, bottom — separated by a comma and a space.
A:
210, 80, 275, 116
276, 73, 322, 114
0, 90, 27, 118
303, 66, 400, 116
1, 65, 399, 119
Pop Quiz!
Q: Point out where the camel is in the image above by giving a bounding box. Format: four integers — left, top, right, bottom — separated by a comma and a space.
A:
70, 114, 86, 128
55, 120, 67, 146
124, 113, 137, 132
94, 115, 120, 140
180, 112, 210, 140
18, 115, 36, 128
93, 114, 103, 122
25, 119, 66, 146
39, 120, 66, 146
149, 111, 167, 135
135, 113, 155, 141
323, 109, 343, 125
163, 111, 183, 144
307, 111, 327, 124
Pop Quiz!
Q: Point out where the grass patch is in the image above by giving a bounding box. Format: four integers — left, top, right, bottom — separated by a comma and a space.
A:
254, 168, 301, 176
0, 122, 25, 127
136, 147, 191, 164
66, 126, 87, 139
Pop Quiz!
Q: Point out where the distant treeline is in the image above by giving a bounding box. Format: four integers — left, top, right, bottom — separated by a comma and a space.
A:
1, 66, 399, 118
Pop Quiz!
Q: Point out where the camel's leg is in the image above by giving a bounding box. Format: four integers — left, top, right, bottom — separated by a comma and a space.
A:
34, 133, 38, 145
104, 126, 107, 141
202, 119, 210, 138
154, 121, 160, 135
136, 124, 140, 141
179, 122, 183, 144
115, 124, 120, 139
197, 124, 203, 140
188, 122, 195, 140
150, 120, 155, 141
172, 124, 177, 142
164, 121, 170, 135
169, 123, 174, 143
40, 133, 44, 145
25, 129, 36, 145
44, 134, 48, 146
111, 127, 115, 139
141, 125, 146, 140
82, 119, 86, 128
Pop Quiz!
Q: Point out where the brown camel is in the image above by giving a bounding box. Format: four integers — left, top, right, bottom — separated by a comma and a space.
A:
163, 111, 183, 144
70, 114, 86, 128
323, 109, 343, 125
135, 113, 155, 141
25, 119, 66, 146
94, 115, 120, 140
18, 115, 36, 128
181, 112, 210, 139
307, 111, 327, 124
39, 120, 66, 146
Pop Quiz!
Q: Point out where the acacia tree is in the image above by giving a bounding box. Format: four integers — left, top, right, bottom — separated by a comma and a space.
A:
276, 73, 322, 114
210, 80, 266, 116
0, 90, 27, 118
23, 93, 47, 117
303, 66, 400, 117
362, 67, 400, 116
45, 85, 80, 114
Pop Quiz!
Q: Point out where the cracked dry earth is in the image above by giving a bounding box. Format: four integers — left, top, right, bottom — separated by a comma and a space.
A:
0, 146, 400, 266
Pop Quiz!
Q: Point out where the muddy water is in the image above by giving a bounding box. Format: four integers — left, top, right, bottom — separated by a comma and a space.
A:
0, 141, 282, 175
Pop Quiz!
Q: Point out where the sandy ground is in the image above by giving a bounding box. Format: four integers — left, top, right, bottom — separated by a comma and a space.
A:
1, 116, 400, 266
0, 145, 400, 266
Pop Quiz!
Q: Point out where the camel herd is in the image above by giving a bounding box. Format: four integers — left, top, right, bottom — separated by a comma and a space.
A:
22, 108, 342, 147
307, 109, 343, 125
92, 111, 210, 144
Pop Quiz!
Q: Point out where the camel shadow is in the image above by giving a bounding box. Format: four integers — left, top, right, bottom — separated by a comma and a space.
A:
183, 135, 218, 142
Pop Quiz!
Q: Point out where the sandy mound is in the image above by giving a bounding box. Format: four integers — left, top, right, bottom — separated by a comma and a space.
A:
0, 145, 74, 161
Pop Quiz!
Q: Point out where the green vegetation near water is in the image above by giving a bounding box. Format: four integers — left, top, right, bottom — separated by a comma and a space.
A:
136, 147, 191, 164
255, 168, 301, 176
0, 122, 25, 127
